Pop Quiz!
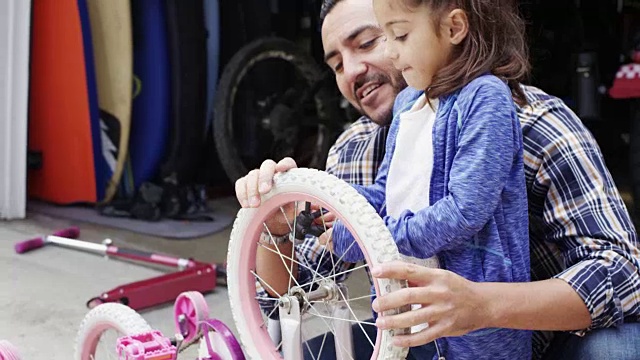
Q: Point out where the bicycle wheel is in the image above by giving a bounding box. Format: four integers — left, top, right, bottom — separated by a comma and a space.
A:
227, 168, 410, 360
214, 37, 342, 183
74, 303, 152, 360
174, 291, 210, 343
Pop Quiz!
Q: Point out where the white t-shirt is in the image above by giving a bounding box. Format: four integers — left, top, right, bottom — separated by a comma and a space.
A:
386, 94, 440, 269
386, 94, 440, 333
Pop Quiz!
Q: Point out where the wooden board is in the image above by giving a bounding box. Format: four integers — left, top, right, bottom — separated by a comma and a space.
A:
86, 0, 133, 202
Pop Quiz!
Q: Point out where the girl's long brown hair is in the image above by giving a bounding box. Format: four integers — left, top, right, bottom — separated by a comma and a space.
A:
405, 0, 530, 105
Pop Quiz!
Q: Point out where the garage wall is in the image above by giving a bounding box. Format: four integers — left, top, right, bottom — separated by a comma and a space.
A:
0, 0, 31, 219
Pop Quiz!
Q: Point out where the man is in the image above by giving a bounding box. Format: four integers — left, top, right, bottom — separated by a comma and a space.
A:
236, 0, 640, 358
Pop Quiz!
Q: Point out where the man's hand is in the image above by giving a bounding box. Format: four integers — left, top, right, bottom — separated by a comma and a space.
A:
234, 158, 298, 235
235, 157, 298, 208
370, 261, 490, 347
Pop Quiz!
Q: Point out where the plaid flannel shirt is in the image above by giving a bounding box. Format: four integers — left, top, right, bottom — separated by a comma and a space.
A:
519, 85, 640, 357
256, 86, 640, 359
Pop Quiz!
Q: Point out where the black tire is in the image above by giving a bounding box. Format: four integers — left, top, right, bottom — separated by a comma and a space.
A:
213, 37, 342, 183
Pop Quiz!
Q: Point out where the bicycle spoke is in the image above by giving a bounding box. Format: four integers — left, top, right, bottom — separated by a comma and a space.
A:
291, 201, 299, 291
279, 206, 294, 233
253, 253, 369, 358
251, 270, 282, 297
302, 299, 356, 359
343, 293, 376, 303
296, 240, 326, 287
309, 302, 375, 357
328, 222, 341, 297
301, 328, 318, 360
329, 263, 369, 282
96, 329, 121, 360
257, 243, 331, 284
266, 306, 280, 321
318, 303, 355, 360
255, 296, 280, 302
333, 238, 360, 268
311, 208, 331, 286
297, 263, 368, 290
306, 311, 376, 327
334, 285, 376, 348
316, 330, 329, 360
262, 223, 302, 290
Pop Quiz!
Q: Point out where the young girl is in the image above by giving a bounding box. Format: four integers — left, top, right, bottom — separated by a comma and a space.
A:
328, 0, 532, 358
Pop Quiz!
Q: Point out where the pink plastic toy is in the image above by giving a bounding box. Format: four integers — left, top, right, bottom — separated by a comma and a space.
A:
116, 331, 177, 360
174, 291, 210, 343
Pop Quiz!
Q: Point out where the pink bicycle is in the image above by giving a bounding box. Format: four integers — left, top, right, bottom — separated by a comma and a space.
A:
74, 291, 244, 360
225, 168, 410, 359
73, 168, 411, 359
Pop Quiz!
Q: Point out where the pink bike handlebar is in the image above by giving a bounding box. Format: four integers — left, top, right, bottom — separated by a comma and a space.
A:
14, 227, 80, 254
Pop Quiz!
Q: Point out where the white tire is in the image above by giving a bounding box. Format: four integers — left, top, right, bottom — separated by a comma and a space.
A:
227, 168, 409, 360
74, 303, 152, 360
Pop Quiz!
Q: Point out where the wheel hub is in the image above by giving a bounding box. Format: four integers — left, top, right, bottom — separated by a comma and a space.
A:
277, 280, 344, 314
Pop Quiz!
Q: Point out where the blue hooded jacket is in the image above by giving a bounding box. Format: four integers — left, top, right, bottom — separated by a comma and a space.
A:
332, 74, 532, 359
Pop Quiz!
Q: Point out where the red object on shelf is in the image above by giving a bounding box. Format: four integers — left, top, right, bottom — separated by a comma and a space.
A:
609, 63, 640, 99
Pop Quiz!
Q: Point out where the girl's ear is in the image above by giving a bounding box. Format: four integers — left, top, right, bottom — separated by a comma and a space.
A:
446, 9, 468, 45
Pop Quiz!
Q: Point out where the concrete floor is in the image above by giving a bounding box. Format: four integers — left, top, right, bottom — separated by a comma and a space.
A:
0, 197, 239, 359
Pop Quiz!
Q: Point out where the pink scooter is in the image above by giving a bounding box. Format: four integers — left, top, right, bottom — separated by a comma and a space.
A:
14, 227, 225, 311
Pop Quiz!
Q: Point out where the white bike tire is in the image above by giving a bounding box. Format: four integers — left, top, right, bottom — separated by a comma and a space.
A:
74, 303, 152, 360
227, 168, 409, 360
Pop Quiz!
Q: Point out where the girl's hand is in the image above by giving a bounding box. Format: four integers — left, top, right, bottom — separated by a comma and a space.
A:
311, 206, 336, 229
318, 227, 334, 252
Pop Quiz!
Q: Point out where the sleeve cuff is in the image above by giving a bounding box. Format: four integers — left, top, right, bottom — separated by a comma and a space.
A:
553, 260, 625, 335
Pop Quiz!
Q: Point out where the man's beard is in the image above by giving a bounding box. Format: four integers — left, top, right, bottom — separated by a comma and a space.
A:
354, 72, 406, 126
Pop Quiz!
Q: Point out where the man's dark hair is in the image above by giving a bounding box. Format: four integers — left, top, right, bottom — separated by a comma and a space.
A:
319, 0, 344, 27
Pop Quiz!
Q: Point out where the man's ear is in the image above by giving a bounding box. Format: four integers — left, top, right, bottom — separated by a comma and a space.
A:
446, 9, 468, 45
